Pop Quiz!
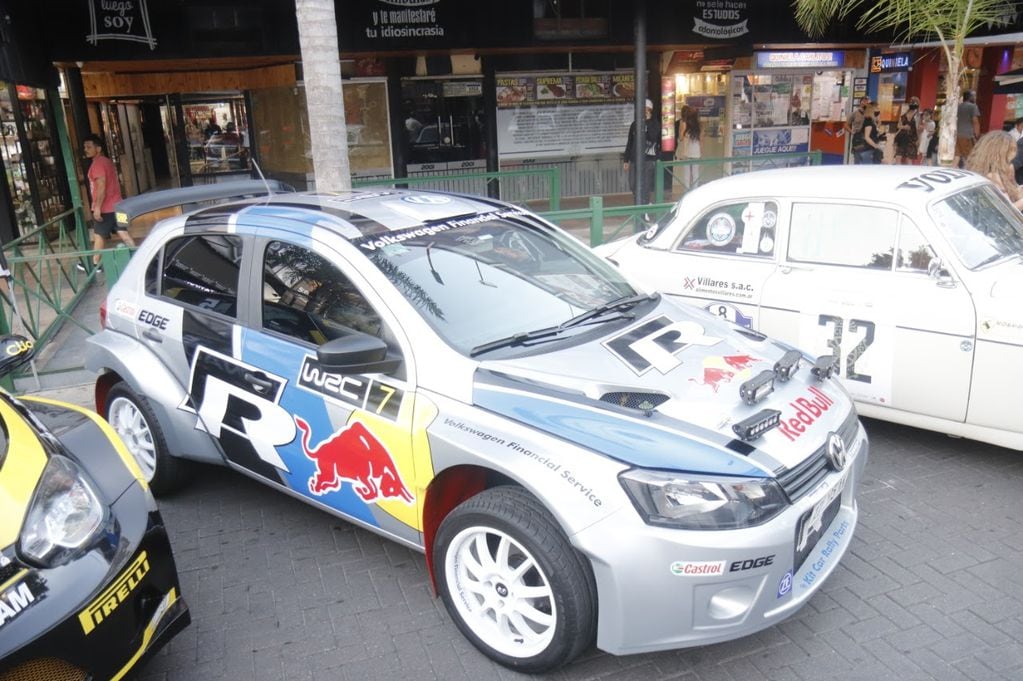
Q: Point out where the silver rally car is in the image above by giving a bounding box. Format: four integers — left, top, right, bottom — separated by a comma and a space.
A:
86, 184, 867, 672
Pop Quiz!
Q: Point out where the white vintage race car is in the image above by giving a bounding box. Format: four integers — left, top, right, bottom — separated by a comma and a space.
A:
597, 165, 1023, 451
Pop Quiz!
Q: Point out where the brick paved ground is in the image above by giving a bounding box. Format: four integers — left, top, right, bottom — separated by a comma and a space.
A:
135, 418, 1023, 681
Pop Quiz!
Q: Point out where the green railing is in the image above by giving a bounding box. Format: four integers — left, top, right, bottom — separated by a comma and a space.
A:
654, 150, 823, 203
354, 167, 562, 212
540, 197, 674, 247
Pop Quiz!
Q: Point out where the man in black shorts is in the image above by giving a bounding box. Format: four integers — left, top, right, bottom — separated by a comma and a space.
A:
78, 134, 136, 272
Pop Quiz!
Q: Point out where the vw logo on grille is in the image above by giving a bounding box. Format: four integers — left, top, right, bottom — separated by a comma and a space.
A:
401, 194, 451, 205
826, 432, 847, 471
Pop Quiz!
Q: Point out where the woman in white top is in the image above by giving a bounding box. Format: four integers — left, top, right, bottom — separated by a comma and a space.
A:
678, 107, 702, 189
917, 109, 936, 165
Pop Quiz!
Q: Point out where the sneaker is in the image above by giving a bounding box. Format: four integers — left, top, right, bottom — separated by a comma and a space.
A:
95, 264, 103, 274
75, 262, 86, 273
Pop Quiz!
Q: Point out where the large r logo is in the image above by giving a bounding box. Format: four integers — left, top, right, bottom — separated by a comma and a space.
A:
605, 315, 721, 374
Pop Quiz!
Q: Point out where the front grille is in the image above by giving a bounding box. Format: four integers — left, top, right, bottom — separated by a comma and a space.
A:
776, 408, 860, 502
0, 659, 86, 681
599, 391, 669, 411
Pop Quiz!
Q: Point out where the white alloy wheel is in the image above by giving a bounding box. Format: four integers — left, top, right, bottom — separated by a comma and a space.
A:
444, 525, 556, 658
109, 395, 157, 481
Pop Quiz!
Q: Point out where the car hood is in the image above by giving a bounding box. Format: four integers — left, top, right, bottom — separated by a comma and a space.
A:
473, 298, 854, 478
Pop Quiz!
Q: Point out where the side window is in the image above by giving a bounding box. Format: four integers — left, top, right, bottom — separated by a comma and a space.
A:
788, 203, 898, 270
261, 241, 384, 345
896, 217, 936, 273
159, 235, 243, 316
676, 200, 779, 257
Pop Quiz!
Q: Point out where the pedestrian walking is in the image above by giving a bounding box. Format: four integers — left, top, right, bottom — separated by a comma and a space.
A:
679, 106, 702, 189
847, 96, 871, 163
954, 90, 981, 168
966, 130, 1023, 210
894, 97, 920, 164
78, 134, 136, 273
917, 109, 936, 165
623, 99, 659, 205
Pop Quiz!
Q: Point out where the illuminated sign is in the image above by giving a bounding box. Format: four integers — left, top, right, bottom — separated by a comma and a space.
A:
755, 51, 844, 69
870, 53, 912, 73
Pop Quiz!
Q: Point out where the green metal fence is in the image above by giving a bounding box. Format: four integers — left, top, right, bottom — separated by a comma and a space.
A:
354, 167, 562, 212
654, 150, 822, 203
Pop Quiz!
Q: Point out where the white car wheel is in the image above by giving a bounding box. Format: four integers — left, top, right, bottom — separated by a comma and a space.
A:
105, 382, 189, 495
109, 395, 157, 480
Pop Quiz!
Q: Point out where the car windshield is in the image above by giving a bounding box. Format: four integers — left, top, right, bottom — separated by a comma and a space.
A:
930, 184, 1023, 269
354, 211, 637, 354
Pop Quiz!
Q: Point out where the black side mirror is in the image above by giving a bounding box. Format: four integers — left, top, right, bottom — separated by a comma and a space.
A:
0, 335, 34, 377
317, 333, 402, 375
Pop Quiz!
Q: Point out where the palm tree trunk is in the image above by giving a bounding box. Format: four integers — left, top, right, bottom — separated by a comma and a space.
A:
295, 0, 351, 192
938, 51, 962, 167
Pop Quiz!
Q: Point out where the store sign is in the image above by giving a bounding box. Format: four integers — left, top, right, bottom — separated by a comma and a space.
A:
362, 0, 446, 42
870, 53, 911, 73
756, 52, 844, 69
86, 0, 157, 50
692, 1, 749, 40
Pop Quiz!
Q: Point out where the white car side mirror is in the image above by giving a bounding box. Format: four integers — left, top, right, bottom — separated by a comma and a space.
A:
927, 257, 956, 288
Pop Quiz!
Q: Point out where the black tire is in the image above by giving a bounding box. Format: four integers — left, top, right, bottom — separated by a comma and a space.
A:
105, 382, 190, 495
434, 486, 596, 673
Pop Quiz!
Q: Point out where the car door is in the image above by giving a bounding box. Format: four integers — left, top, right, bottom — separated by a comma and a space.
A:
135, 229, 248, 398
234, 236, 425, 546
760, 201, 975, 421
624, 198, 781, 330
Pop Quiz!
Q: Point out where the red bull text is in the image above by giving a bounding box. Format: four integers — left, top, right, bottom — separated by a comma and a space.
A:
295, 417, 415, 504
777, 386, 835, 442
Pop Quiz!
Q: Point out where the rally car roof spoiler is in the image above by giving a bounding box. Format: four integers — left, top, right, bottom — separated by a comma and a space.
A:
114, 180, 294, 227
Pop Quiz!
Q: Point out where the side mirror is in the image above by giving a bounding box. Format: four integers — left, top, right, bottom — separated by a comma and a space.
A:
317, 333, 402, 375
927, 257, 956, 288
0, 335, 34, 377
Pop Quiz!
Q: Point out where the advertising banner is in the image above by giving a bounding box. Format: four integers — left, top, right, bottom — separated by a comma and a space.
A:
496, 72, 634, 160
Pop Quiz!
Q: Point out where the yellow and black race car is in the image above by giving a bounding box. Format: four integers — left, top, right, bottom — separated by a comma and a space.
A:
0, 336, 189, 680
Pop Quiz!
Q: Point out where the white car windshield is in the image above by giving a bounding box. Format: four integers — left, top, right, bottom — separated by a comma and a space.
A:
356, 213, 638, 354
930, 184, 1023, 270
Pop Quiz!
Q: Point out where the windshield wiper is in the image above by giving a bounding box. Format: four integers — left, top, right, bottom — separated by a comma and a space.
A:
557, 292, 659, 330
469, 293, 658, 358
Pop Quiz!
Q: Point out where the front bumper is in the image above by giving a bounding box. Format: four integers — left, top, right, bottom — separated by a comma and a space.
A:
0, 479, 190, 680
575, 422, 868, 655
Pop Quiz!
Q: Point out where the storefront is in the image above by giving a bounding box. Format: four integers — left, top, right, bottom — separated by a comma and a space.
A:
728, 51, 865, 165
0, 83, 71, 240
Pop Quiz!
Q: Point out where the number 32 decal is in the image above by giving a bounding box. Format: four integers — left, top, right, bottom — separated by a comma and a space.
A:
818, 315, 875, 384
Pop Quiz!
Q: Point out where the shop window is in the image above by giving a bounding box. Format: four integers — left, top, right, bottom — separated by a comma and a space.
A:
676, 201, 779, 257
261, 241, 385, 344
788, 203, 897, 270
159, 235, 243, 317
183, 99, 250, 177
533, 0, 609, 40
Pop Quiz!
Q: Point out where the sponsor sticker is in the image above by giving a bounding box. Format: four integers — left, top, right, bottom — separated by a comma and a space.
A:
113, 299, 140, 319
688, 354, 760, 393
705, 302, 753, 330
706, 212, 736, 246
775, 386, 835, 442
729, 554, 775, 572
79, 551, 150, 634
777, 570, 793, 597
605, 315, 721, 375
670, 560, 727, 577
0, 576, 35, 629
297, 355, 404, 421
401, 194, 451, 205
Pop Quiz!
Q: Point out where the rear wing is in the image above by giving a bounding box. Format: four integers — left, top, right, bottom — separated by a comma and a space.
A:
114, 180, 294, 228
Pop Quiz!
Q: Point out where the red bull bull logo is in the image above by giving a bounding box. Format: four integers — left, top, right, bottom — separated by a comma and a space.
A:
689, 367, 735, 392
723, 354, 756, 371
295, 416, 415, 505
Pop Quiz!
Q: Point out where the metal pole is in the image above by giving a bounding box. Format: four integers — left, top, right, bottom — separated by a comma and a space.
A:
632, 0, 647, 206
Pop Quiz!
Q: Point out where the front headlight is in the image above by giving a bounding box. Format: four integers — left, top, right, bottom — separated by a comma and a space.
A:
619, 469, 788, 530
19, 455, 105, 567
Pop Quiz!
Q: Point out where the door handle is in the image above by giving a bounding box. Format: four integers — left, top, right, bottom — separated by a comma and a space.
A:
244, 372, 274, 393
142, 328, 163, 343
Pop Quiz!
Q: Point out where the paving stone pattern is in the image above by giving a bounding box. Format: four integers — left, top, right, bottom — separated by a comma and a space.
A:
136, 418, 1023, 681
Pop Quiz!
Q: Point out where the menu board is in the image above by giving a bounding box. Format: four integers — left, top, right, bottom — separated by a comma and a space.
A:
496, 72, 635, 160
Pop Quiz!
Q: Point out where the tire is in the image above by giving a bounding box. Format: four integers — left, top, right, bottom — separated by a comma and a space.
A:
434, 486, 596, 673
105, 382, 189, 495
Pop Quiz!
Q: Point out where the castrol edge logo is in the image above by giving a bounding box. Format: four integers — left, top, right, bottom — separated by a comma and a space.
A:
670, 560, 726, 577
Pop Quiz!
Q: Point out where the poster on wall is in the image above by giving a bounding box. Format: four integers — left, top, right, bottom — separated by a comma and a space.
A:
752, 127, 809, 155
496, 72, 635, 160
691, 0, 749, 39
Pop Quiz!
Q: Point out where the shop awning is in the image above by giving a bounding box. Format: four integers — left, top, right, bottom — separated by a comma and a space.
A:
994, 67, 1023, 94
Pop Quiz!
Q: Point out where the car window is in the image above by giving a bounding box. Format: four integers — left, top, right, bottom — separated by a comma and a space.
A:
788, 203, 898, 270
159, 235, 243, 316
930, 184, 1023, 269
261, 240, 386, 344
896, 216, 935, 273
676, 200, 779, 257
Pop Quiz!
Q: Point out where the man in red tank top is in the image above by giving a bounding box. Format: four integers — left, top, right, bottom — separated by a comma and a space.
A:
78, 134, 136, 273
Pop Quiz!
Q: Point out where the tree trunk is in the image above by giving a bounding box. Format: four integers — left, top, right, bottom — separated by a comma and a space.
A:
938, 52, 962, 168
295, 0, 350, 192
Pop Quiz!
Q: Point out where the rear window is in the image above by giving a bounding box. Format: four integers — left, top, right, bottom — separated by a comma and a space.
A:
157, 235, 243, 317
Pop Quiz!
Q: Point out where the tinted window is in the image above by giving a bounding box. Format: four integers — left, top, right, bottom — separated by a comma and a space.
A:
788, 203, 897, 269
160, 235, 243, 316
930, 184, 1023, 269
677, 200, 779, 257
262, 241, 384, 344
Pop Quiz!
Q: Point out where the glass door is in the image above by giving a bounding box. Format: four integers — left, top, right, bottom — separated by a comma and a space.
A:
0, 83, 36, 234
401, 78, 486, 180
